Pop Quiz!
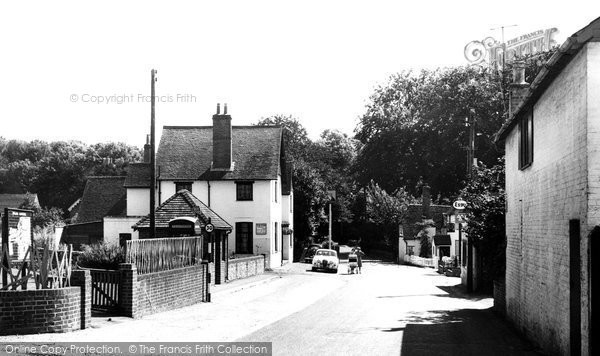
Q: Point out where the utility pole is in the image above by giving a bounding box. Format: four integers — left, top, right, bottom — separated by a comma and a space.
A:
328, 203, 332, 250
490, 24, 517, 70
465, 113, 476, 179
150, 69, 157, 239
490, 24, 518, 116
327, 190, 336, 249
465, 110, 476, 293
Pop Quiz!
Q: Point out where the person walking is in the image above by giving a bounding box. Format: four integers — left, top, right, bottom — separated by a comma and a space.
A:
355, 247, 364, 274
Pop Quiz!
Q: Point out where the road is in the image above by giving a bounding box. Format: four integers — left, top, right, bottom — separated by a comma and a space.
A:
240, 261, 540, 356
0, 261, 540, 355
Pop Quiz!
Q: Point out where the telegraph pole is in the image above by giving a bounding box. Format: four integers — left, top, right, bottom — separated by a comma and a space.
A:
150, 69, 157, 239
490, 24, 517, 70
465, 111, 476, 292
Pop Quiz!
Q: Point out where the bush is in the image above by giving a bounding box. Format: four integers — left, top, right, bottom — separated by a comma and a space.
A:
77, 242, 125, 270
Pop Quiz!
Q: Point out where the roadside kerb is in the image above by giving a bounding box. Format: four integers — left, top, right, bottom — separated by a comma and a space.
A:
212, 274, 281, 296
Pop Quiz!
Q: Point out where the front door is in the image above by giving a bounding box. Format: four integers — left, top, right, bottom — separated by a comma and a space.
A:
235, 222, 253, 254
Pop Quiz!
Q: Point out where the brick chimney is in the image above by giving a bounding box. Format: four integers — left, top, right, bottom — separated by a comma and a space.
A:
212, 103, 233, 171
509, 61, 530, 118
143, 134, 151, 163
422, 184, 431, 219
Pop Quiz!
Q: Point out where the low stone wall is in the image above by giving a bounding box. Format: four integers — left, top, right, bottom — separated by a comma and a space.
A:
119, 263, 208, 319
0, 270, 91, 335
228, 255, 265, 281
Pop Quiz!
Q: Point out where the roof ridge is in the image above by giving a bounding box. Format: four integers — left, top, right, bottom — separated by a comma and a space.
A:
134, 189, 184, 226
183, 190, 231, 227
178, 190, 209, 223
86, 176, 127, 179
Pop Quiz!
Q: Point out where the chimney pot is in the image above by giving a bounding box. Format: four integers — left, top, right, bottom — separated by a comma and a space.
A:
216, 103, 221, 115
512, 61, 528, 86
224, 103, 228, 115
509, 61, 531, 118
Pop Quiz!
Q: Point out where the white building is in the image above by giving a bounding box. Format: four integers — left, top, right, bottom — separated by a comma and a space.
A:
127, 104, 294, 269
495, 18, 600, 355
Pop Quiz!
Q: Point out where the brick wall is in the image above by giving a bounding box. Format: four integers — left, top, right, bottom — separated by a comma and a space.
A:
70, 270, 92, 329
119, 263, 208, 319
504, 44, 593, 355
228, 255, 265, 281
0, 286, 87, 335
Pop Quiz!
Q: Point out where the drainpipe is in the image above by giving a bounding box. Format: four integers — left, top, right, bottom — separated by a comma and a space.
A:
157, 166, 162, 204
207, 181, 211, 207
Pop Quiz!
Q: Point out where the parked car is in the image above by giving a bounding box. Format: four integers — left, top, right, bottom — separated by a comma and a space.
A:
312, 249, 339, 273
303, 244, 322, 263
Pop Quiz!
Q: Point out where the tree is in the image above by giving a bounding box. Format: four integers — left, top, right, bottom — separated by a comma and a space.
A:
419, 228, 433, 258
0, 139, 143, 212
459, 158, 505, 292
364, 180, 414, 248
291, 160, 329, 244
355, 66, 505, 199
19, 193, 64, 228
311, 130, 359, 225
257, 115, 311, 161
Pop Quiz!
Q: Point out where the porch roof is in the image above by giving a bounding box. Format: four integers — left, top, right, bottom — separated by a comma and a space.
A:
133, 189, 232, 231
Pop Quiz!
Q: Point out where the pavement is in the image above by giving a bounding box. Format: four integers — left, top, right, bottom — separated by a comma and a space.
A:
0, 265, 336, 344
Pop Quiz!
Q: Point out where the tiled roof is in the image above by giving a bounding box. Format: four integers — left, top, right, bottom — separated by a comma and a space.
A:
496, 16, 600, 141
0, 193, 39, 211
401, 203, 451, 240
133, 189, 232, 230
124, 163, 152, 188
157, 126, 283, 180
75, 177, 126, 223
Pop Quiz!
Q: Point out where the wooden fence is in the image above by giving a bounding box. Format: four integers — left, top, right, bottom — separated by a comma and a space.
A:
125, 237, 203, 275
89, 269, 120, 311
1, 243, 72, 290
403, 255, 435, 268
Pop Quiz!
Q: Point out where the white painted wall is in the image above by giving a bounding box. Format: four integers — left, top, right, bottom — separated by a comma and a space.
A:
159, 177, 290, 269
103, 216, 140, 245
127, 188, 150, 216
282, 192, 293, 261
504, 44, 591, 355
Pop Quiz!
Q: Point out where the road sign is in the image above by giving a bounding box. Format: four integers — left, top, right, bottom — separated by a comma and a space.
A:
205, 224, 214, 233
453, 200, 467, 210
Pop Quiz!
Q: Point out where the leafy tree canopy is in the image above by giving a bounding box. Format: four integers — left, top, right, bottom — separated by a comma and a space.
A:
354, 66, 505, 200
460, 158, 506, 289
0, 139, 142, 212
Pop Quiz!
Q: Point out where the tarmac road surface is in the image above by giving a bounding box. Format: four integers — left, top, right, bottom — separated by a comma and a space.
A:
239, 261, 541, 356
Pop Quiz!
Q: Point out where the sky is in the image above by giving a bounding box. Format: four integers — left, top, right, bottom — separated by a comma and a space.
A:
0, 1, 599, 146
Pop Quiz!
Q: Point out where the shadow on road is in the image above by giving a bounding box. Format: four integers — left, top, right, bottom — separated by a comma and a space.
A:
399, 308, 543, 355
436, 283, 490, 302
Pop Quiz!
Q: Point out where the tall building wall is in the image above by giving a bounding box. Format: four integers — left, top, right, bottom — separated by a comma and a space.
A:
504, 45, 589, 355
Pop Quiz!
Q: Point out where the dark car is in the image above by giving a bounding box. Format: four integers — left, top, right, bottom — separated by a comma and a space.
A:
303, 244, 321, 263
